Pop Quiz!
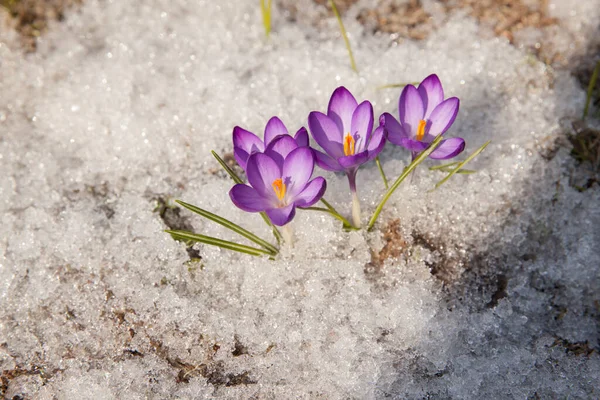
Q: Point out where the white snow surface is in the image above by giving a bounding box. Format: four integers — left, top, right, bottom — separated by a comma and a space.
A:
1, 0, 599, 398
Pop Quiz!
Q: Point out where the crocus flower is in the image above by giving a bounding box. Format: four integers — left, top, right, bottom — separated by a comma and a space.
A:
233, 116, 309, 170
308, 86, 385, 227
229, 147, 326, 226
382, 74, 465, 160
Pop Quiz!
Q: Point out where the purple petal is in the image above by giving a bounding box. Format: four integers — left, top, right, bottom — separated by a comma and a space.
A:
233, 126, 264, 170
283, 147, 315, 198
327, 86, 358, 135
294, 127, 309, 147
314, 149, 343, 172
294, 177, 326, 208
351, 101, 374, 153
339, 152, 369, 170
398, 138, 429, 152
366, 126, 386, 161
417, 74, 444, 119
229, 184, 271, 212
428, 97, 459, 136
429, 137, 465, 160
264, 116, 289, 146
399, 85, 425, 138
308, 111, 344, 159
266, 203, 296, 226
382, 112, 408, 146
265, 135, 298, 169
246, 153, 281, 199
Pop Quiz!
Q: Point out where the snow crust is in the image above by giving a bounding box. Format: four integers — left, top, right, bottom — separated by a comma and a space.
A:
1, 0, 599, 398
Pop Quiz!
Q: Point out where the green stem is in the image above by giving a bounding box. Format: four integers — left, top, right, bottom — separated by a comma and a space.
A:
260, 0, 272, 37
375, 156, 389, 189
166, 230, 274, 258
583, 60, 600, 119
330, 0, 357, 73
367, 135, 444, 231
176, 200, 278, 255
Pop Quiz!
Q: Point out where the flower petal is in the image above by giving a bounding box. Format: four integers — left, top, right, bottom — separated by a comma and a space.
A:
382, 112, 407, 146
308, 111, 344, 159
283, 147, 315, 198
417, 74, 444, 119
339, 151, 369, 170
366, 125, 386, 161
294, 127, 309, 147
429, 137, 465, 160
265, 135, 298, 169
229, 184, 270, 212
294, 177, 326, 208
233, 126, 264, 170
327, 86, 358, 135
428, 97, 459, 136
398, 138, 429, 152
399, 85, 425, 139
246, 153, 281, 199
266, 203, 296, 226
264, 116, 289, 146
351, 100, 374, 153
314, 149, 343, 172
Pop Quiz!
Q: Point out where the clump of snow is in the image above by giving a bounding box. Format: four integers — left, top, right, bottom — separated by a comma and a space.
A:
1, 0, 599, 398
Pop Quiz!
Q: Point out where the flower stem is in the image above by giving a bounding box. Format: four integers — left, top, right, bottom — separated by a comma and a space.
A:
282, 224, 294, 247
375, 156, 388, 189
347, 170, 361, 228
367, 135, 444, 231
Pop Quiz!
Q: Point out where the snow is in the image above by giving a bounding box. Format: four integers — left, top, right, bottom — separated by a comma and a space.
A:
1, 0, 599, 398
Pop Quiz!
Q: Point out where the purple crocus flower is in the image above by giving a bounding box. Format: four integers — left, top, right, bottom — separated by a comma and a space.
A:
233, 116, 309, 170
308, 86, 385, 227
382, 74, 465, 160
229, 147, 326, 226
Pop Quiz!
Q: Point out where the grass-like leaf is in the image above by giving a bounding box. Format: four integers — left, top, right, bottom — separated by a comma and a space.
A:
583, 60, 600, 119
330, 0, 357, 73
211, 150, 283, 244
299, 198, 358, 230
429, 161, 476, 174
375, 156, 389, 189
432, 141, 491, 190
167, 230, 273, 258
176, 200, 278, 255
367, 135, 444, 231
376, 82, 419, 90
260, 0, 272, 37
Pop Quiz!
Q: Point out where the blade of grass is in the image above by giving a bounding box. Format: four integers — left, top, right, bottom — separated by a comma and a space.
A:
176, 200, 278, 255
211, 150, 283, 244
211, 150, 243, 184
375, 156, 389, 189
330, 0, 357, 73
367, 135, 444, 231
583, 60, 600, 119
432, 141, 491, 190
166, 230, 273, 258
375, 82, 419, 90
429, 161, 459, 170
260, 0, 272, 37
299, 198, 358, 230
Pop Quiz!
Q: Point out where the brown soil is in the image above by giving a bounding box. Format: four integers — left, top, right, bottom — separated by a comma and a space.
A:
0, 0, 82, 51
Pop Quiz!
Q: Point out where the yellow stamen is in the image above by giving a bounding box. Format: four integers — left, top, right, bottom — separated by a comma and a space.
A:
416, 119, 427, 141
343, 133, 355, 156
272, 178, 286, 201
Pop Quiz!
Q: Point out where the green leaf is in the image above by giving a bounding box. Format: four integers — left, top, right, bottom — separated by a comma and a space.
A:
583, 60, 600, 119
367, 135, 444, 231
432, 141, 491, 190
375, 156, 389, 189
176, 200, 278, 255
260, 0, 272, 37
375, 82, 419, 90
166, 230, 273, 258
211, 150, 243, 184
330, 0, 357, 73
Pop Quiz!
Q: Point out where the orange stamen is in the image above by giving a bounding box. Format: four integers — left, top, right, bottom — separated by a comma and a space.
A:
272, 178, 286, 201
416, 120, 427, 141
343, 133, 355, 156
